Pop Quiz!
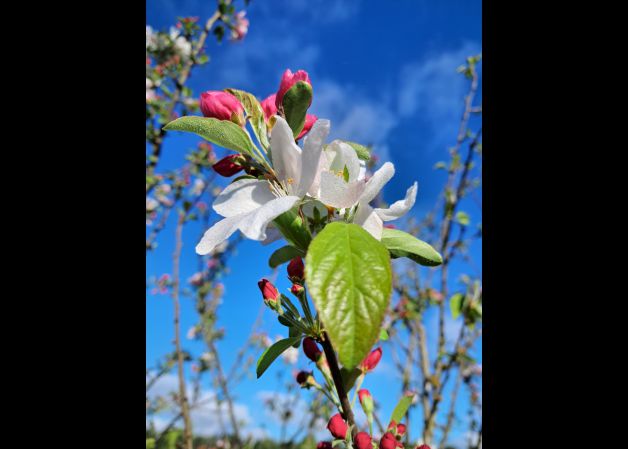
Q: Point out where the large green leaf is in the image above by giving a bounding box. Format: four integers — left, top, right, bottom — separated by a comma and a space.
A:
256, 336, 302, 378
381, 228, 443, 266
389, 394, 414, 424
226, 88, 270, 151
305, 222, 392, 369
163, 116, 256, 157
273, 209, 312, 252
269, 245, 304, 268
282, 81, 313, 138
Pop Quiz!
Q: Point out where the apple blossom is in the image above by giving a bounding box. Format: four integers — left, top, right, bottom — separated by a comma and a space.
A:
275, 69, 312, 109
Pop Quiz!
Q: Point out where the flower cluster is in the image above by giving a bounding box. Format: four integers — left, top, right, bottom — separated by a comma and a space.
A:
193, 68, 418, 256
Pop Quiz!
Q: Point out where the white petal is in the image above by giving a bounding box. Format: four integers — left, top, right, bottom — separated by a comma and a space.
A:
238, 195, 301, 241
318, 172, 366, 209
195, 215, 243, 255
296, 119, 330, 197
353, 203, 383, 240
261, 226, 282, 246
361, 162, 395, 204
375, 182, 418, 221
326, 140, 361, 182
213, 179, 275, 218
270, 116, 301, 184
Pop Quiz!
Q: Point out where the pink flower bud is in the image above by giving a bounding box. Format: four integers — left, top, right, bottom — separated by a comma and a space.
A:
317, 443, 332, 449
291, 284, 304, 296
302, 337, 322, 362
200, 91, 244, 124
387, 421, 397, 432
379, 433, 397, 449
297, 114, 318, 140
275, 69, 312, 109
361, 347, 383, 372
261, 94, 277, 121
396, 424, 406, 437
287, 257, 305, 280
258, 279, 279, 302
358, 389, 374, 415
326, 413, 348, 439
354, 432, 372, 449
212, 154, 244, 177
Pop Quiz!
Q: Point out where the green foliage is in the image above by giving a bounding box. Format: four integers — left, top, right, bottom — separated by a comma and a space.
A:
273, 209, 312, 252
269, 245, 304, 268
226, 88, 270, 150
456, 211, 470, 226
380, 228, 443, 266
163, 116, 256, 157
282, 81, 313, 138
256, 336, 302, 378
450, 293, 464, 320
389, 394, 414, 424
305, 222, 392, 369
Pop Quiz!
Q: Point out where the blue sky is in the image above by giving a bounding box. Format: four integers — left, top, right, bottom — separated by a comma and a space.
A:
147, 0, 481, 446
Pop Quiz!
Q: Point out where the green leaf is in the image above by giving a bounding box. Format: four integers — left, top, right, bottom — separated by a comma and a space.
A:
379, 328, 389, 341
340, 367, 363, 392
269, 245, 304, 268
256, 336, 302, 378
289, 326, 302, 347
273, 209, 312, 252
343, 141, 371, 161
381, 228, 443, 266
450, 293, 464, 320
389, 394, 414, 424
282, 81, 313, 138
305, 222, 392, 369
146, 438, 155, 449
456, 211, 470, 226
226, 88, 270, 150
278, 315, 292, 327
163, 116, 256, 157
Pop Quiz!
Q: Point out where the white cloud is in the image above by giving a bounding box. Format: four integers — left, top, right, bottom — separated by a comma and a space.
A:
147, 373, 262, 438
397, 42, 481, 147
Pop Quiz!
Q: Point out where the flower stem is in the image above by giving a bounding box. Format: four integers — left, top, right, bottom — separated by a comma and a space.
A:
319, 331, 358, 437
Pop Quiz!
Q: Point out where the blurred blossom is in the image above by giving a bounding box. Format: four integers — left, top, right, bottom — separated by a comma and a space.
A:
281, 346, 299, 365
169, 27, 193, 60
231, 11, 249, 41
188, 272, 203, 286
192, 178, 205, 196
196, 202, 208, 213
186, 326, 198, 340
146, 197, 159, 212
200, 352, 214, 363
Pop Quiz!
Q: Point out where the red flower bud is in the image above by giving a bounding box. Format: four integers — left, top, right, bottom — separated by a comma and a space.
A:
327, 413, 348, 439
200, 91, 244, 124
379, 433, 397, 449
317, 443, 332, 449
387, 421, 397, 432
212, 154, 244, 177
261, 94, 277, 121
396, 424, 406, 437
275, 69, 312, 109
358, 389, 371, 403
258, 279, 279, 302
296, 370, 313, 385
287, 257, 305, 280
361, 347, 383, 372
297, 114, 318, 140
354, 432, 372, 449
291, 284, 304, 295
303, 337, 322, 362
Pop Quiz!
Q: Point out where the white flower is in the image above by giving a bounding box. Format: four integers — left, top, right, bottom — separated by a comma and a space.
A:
195, 116, 330, 255
281, 346, 299, 365
314, 141, 417, 239
200, 352, 214, 364
186, 326, 198, 340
